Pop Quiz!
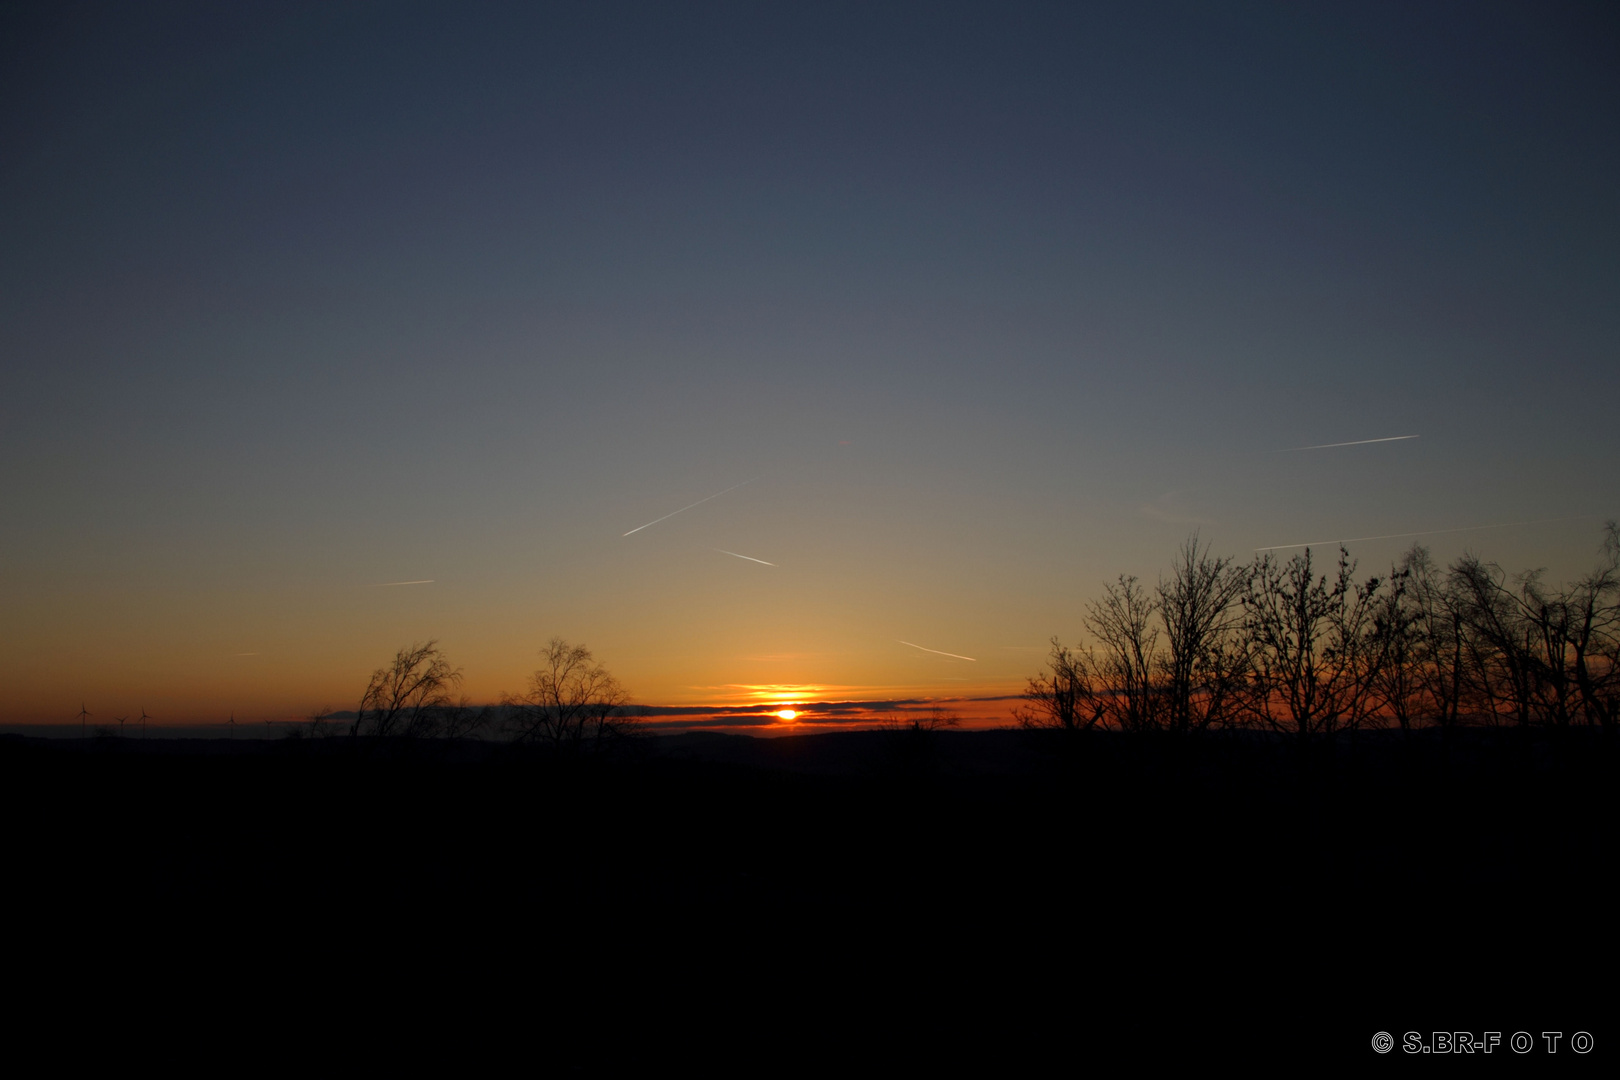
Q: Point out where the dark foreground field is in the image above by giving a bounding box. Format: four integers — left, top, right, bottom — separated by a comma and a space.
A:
4, 726, 1613, 1064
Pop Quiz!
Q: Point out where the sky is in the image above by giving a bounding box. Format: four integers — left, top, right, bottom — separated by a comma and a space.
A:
2, 1, 1617, 731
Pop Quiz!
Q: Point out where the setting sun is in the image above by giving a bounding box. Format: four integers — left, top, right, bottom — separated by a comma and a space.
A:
776, 709, 797, 721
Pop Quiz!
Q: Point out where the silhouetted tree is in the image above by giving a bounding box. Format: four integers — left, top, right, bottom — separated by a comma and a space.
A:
1400, 546, 1470, 730
1445, 522, 1620, 730
1518, 567, 1581, 726
1028, 525, 1620, 740
501, 638, 636, 750
1086, 575, 1161, 732
1449, 555, 1540, 726
1567, 522, 1620, 730
1156, 535, 1250, 733
1241, 546, 1388, 741
1015, 638, 1102, 731
1368, 555, 1424, 734
353, 641, 484, 738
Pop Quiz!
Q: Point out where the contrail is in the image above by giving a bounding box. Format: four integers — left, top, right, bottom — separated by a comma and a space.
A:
898, 640, 977, 662
623, 480, 753, 537
369, 580, 435, 587
1255, 516, 1590, 552
1276, 435, 1418, 452
716, 549, 776, 566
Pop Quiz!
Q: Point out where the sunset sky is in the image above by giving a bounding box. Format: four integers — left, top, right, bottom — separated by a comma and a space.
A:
3, 2, 1617, 731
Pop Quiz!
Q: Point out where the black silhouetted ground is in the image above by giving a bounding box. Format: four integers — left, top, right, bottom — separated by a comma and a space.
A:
3, 727, 1612, 1065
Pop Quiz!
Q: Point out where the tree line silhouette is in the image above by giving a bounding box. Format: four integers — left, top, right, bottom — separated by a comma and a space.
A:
329, 635, 637, 750
153, 522, 1614, 747
1018, 525, 1620, 739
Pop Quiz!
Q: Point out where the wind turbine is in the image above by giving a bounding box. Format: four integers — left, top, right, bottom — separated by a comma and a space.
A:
138, 707, 152, 739
77, 703, 92, 738
114, 714, 128, 737
228, 712, 236, 739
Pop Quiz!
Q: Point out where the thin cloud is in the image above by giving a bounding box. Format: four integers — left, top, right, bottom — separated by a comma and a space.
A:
897, 640, 977, 662
1275, 435, 1418, 452
623, 480, 752, 537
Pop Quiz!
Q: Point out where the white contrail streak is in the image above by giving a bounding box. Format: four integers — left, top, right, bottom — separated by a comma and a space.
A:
1255, 516, 1588, 552
898, 640, 977, 662
622, 480, 753, 537
1276, 435, 1418, 452
369, 580, 435, 587
716, 549, 776, 566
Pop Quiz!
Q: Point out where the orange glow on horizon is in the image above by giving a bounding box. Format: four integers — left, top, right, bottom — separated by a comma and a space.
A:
731, 684, 825, 704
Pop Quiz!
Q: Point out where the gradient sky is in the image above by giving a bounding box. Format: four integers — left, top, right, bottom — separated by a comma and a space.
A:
3, 1, 1617, 729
